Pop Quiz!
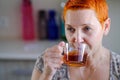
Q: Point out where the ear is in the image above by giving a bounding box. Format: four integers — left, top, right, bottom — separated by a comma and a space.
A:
103, 18, 111, 36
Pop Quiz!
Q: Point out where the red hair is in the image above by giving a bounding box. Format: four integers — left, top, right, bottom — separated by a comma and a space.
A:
63, 0, 109, 25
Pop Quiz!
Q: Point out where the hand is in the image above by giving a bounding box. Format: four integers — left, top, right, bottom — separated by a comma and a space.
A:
42, 41, 65, 77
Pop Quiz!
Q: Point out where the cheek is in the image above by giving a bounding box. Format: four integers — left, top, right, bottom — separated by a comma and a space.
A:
85, 37, 98, 54
87, 31, 103, 51
65, 31, 77, 43
65, 32, 71, 42
90, 27, 103, 43
65, 28, 73, 42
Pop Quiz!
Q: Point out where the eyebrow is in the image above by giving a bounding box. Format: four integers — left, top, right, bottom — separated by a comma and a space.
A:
65, 23, 93, 28
65, 24, 73, 27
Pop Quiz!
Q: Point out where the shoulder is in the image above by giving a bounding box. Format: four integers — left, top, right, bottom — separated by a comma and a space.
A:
111, 51, 120, 63
110, 51, 120, 78
34, 54, 44, 73
111, 51, 120, 57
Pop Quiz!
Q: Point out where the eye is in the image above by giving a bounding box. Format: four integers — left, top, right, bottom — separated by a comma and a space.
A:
67, 27, 75, 33
83, 26, 91, 32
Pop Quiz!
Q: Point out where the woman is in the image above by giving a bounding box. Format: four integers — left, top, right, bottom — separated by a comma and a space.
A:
31, 0, 120, 80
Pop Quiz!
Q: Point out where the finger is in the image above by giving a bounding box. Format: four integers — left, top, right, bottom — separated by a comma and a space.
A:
51, 45, 63, 53
44, 59, 62, 69
45, 56, 62, 63
51, 41, 65, 53
44, 52, 62, 59
44, 47, 62, 58
44, 41, 65, 56
48, 61, 62, 69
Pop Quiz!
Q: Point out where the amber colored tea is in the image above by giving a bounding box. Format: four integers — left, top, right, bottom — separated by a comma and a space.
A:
63, 50, 87, 67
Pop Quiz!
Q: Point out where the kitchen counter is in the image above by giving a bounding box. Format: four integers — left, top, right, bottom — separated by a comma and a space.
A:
0, 40, 60, 60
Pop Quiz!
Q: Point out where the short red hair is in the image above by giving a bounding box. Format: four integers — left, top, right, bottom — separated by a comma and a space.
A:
63, 0, 109, 25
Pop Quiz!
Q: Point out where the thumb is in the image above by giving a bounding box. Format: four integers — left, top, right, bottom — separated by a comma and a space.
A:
59, 41, 65, 47
58, 41, 65, 55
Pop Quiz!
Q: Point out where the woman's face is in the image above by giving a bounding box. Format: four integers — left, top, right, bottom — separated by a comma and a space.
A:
65, 9, 105, 54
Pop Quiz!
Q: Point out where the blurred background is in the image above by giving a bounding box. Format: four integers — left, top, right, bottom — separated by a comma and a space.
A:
0, 0, 120, 80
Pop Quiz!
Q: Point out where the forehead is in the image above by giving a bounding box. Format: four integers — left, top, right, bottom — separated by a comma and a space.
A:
65, 9, 100, 26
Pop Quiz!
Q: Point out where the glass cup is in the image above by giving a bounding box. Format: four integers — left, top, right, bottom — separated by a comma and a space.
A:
63, 43, 87, 67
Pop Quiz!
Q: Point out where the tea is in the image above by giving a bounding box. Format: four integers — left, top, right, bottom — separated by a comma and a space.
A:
63, 50, 87, 67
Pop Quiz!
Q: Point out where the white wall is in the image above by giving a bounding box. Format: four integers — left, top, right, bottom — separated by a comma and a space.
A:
0, 0, 62, 40
0, 0, 120, 53
103, 0, 120, 53
0, 0, 21, 39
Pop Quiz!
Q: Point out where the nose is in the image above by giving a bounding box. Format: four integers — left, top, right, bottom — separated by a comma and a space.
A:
72, 29, 84, 43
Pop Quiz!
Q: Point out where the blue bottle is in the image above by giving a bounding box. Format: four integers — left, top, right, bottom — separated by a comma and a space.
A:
47, 10, 59, 40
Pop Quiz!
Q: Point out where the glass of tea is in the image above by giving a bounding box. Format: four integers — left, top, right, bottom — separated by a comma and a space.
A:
63, 43, 87, 67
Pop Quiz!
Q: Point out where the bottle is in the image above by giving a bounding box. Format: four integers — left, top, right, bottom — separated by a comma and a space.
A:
21, 0, 35, 40
37, 10, 47, 40
47, 10, 59, 40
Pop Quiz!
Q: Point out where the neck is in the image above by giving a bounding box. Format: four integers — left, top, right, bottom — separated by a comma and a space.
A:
86, 46, 109, 69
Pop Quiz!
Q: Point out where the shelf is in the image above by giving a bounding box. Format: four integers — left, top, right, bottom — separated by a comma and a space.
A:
0, 40, 60, 60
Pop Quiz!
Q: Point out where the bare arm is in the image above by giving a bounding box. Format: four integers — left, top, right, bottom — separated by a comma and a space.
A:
31, 41, 65, 80
31, 68, 53, 80
31, 68, 41, 80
